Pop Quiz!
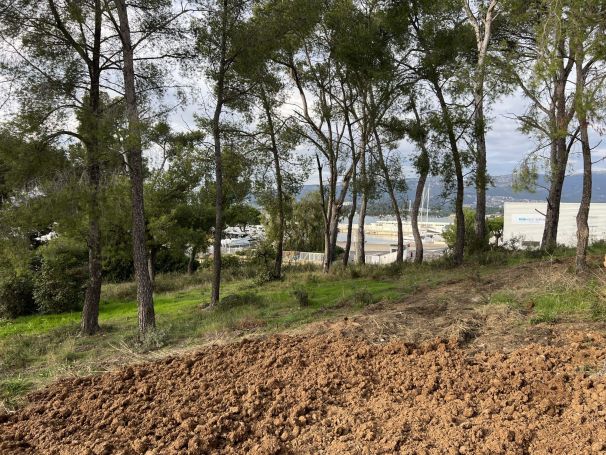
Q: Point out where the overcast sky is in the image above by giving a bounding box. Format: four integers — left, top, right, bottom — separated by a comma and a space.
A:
165, 86, 606, 185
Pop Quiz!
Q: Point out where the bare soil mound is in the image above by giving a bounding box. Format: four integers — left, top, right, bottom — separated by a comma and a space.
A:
2, 330, 606, 454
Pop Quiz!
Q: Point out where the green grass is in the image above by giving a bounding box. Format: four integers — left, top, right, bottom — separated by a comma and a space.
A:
530, 285, 601, 324
0, 267, 424, 410
1, 245, 604, 410
0, 378, 32, 412
487, 278, 604, 325
489, 290, 522, 309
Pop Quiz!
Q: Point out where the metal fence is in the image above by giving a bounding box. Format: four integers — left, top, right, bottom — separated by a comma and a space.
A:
218, 247, 447, 266
208, 246, 249, 255
284, 251, 325, 265
285, 250, 409, 266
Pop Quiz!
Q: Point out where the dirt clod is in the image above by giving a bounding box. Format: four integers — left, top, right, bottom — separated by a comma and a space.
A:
1, 331, 606, 454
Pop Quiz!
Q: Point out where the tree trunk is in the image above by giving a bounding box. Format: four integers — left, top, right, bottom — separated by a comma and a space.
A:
115, 0, 155, 336
329, 158, 357, 264
575, 129, 591, 271
412, 163, 429, 265
355, 141, 368, 264
374, 129, 403, 263
542, 58, 573, 251
261, 91, 284, 279
148, 246, 157, 285
434, 81, 465, 265
575, 53, 592, 272
273, 173, 285, 280
322, 230, 332, 272
343, 167, 357, 266
208, 3, 230, 305
80, 0, 103, 336
188, 245, 198, 275
463, 0, 497, 252
81, 168, 102, 335
473, 87, 488, 251
328, 205, 340, 262
210, 104, 223, 305
541, 140, 567, 251
410, 100, 430, 265
316, 155, 332, 273
342, 102, 359, 268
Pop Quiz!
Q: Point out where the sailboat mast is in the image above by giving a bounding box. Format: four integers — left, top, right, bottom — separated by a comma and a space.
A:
426, 182, 430, 225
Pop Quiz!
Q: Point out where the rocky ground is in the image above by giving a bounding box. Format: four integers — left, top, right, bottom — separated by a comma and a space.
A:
1, 329, 606, 454
2, 260, 606, 454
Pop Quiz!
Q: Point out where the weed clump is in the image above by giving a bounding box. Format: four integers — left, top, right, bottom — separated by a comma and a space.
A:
254, 269, 275, 286
339, 288, 376, 307
139, 329, 169, 352
0, 378, 32, 412
352, 289, 376, 306
292, 287, 309, 308
590, 299, 606, 321
220, 292, 263, 309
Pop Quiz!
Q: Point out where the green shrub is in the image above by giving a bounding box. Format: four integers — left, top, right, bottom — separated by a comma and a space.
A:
0, 378, 33, 411
33, 238, 88, 314
102, 243, 133, 282
155, 248, 191, 274
349, 266, 362, 279
350, 289, 376, 306
153, 272, 204, 294
475, 250, 510, 266
249, 242, 276, 269
0, 272, 36, 319
220, 255, 244, 269
292, 286, 309, 307
589, 240, 606, 255
590, 300, 606, 321
101, 280, 138, 302
219, 292, 263, 309
254, 268, 275, 286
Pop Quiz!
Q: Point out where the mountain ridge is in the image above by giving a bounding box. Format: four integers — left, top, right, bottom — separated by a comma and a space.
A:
298, 171, 606, 209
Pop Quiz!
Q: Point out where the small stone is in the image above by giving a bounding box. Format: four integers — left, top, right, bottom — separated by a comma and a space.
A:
592, 442, 605, 452
463, 407, 475, 418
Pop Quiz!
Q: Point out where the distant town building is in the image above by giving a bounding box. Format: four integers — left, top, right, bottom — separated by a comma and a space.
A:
503, 202, 606, 248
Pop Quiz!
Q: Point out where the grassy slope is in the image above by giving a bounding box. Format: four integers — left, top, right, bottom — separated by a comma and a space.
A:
0, 269, 412, 410
1, 246, 605, 410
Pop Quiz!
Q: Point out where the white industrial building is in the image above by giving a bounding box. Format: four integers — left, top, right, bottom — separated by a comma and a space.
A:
503, 202, 606, 248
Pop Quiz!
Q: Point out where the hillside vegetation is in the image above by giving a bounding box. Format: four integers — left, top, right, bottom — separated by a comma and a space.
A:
2, 245, 605, 413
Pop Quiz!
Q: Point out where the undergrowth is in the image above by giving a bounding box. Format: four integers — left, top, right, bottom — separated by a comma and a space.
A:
1, 246, 604, 410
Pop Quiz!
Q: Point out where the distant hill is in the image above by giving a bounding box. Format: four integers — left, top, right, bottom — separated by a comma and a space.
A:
298, 171, 606, 211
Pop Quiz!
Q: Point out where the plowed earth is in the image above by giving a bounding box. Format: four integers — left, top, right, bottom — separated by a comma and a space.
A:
2, 331, 606, 455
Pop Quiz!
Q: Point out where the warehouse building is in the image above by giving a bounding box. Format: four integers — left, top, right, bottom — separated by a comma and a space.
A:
503, 202, 606, 248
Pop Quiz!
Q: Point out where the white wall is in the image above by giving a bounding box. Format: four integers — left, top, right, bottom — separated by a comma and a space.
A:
503, 202, 606, 248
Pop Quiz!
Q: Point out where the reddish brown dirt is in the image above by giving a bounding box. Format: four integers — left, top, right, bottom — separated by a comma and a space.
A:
2, 330, 606, 454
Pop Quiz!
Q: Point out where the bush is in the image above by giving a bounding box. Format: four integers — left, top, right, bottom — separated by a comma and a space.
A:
33, 238, 88, 314
444, 209, 505, 254
0, 272, 36, 319
220, 292, 263, 309
155, 248, 191, 274
254, 268, 275, 286
291, 286, 309, 307
102, 243, 133, 282
200, 254, 243, 270
349, 289, 376, 306
101, 280, 138, 302
153, 272, 203, 294
249, 242, 276, 269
